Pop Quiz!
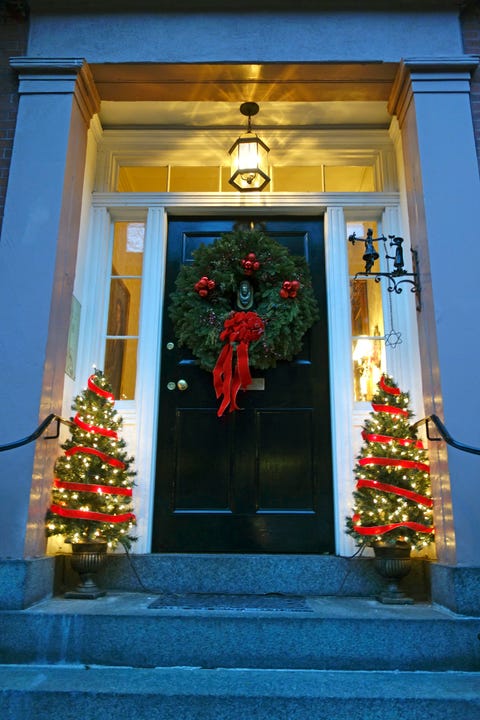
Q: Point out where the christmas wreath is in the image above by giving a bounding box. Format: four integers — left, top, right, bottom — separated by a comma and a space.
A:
169, 228, 320, 415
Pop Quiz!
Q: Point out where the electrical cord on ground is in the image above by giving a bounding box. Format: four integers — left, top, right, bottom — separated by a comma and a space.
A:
123, 545, 153, 593
335, 541, 368, 595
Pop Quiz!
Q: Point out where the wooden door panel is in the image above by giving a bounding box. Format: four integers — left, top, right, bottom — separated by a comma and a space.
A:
256, 409, 315, 511
173, 409, 231, 511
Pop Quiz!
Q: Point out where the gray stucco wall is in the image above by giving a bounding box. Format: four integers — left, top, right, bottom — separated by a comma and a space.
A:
27, 6, 462, 63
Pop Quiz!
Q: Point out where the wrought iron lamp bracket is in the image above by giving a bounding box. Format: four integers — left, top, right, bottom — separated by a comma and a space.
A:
348, 229, 421, 311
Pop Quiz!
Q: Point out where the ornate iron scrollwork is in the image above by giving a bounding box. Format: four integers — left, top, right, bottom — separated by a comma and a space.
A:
348, 229, 421, 310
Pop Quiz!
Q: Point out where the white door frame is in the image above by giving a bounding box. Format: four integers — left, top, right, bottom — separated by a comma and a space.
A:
72, 189, 421, 556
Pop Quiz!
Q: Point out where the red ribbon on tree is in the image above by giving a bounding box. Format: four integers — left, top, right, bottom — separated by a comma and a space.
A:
356, 478, 433, 507
65, 446, 125, 469
49, 503, 135, 524
352, 518, 435, 537
53, 478, 132, 497
371, 403, 409, 417
88, 374, 115, 401
379, 375, 400, 396
213, 311, 265, 416
73, 414, 118, 439
362, 431, 424, 449
359, 456, 430, 473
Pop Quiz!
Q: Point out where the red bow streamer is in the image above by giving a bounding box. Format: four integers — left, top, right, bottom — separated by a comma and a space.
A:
379, 375, 400, 396
88, 375, 115, 401
371, 403, 409, 418
65, 446, 125, 469
356, 479, 433, 507
213, 311, 265, 416
359, 456, 430, 473
362, 431, 424, 450
49, 503, 135, 524
53, 478, 132, 497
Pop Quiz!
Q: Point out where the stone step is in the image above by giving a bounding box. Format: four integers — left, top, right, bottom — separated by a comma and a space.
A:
1, 665, 479, 720
62, 552, 430, 600
1, 593, 479, 671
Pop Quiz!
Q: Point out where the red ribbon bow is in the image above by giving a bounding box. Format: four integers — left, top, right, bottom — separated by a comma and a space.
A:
213, 311, 265, 416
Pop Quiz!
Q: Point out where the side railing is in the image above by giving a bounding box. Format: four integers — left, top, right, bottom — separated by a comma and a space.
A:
412, 414, 480, 456
0, 414, 71, 453
1, 412, 479, 457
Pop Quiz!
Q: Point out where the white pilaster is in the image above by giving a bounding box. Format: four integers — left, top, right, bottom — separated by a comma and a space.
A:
389, 56, 480, 565
135, 207, 168, 552
325, 206, 355, 555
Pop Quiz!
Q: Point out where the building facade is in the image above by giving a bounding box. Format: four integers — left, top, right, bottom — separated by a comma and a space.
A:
1, 0, 479, 611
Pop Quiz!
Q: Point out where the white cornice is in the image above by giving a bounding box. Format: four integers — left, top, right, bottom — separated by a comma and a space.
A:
92, 191, 400, 217
388, 55, 480, 126
9, 57, 101, 124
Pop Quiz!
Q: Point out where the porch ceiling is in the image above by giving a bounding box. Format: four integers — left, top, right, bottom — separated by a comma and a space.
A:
91, 62, 398, 102
91, 62, 396, 129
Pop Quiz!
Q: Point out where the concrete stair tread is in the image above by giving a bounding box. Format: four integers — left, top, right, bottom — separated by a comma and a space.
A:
1, 665, 479, 699
2, 592, 479, 671
23, 592, 463, 619
1, 665, 479, 720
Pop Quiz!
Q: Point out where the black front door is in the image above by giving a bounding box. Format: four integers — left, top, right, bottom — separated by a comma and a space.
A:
152, 217, 334, 553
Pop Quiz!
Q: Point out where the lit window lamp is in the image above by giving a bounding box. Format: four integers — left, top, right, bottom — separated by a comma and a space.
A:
352, 337, 374, 400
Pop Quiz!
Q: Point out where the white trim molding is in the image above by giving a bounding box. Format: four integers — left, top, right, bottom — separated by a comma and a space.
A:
75, 190, 419, 555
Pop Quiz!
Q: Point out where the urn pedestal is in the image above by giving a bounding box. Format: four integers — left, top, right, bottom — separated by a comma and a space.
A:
65, 542, 108, 599
373, 542, 414, 605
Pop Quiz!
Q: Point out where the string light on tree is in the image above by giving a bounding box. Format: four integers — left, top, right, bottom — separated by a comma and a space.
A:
346, 374, 434, 550
46, 370, 137, 550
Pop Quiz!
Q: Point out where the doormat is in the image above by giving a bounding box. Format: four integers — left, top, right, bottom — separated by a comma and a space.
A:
148, 593, 313, 612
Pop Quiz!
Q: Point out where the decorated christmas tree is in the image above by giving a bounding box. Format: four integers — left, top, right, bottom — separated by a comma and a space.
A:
46, 370, 137, 550
346, 375, 434, 550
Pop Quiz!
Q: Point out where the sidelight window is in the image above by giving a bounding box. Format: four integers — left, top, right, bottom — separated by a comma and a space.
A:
347, 220, 386, 402
104, 221, 144, 400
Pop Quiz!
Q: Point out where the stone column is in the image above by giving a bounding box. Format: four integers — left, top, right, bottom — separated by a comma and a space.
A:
388, 57, 480, 575
0, 59, 100, 560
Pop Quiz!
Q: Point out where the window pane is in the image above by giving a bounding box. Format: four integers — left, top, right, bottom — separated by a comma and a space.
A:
104, 339, 138, 401
347, 220, 385, 402
273, 166, 324, 192
107, 278, 142, 337
117, 167, 168, 192
112, 222, 144, 276
169, 166, 219, 192
352, 334, 384, 402
325, 166, 375, 192
104, 221, 144, 399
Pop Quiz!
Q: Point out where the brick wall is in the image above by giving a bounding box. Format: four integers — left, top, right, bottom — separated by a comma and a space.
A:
461, 2, 480, 169
0, 2, 28, 235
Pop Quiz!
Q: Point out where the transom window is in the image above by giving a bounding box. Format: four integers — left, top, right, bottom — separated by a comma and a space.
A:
117, 164, 376, 193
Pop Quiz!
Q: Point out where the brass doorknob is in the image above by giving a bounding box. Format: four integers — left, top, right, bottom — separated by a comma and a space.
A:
177, 379, 188, 391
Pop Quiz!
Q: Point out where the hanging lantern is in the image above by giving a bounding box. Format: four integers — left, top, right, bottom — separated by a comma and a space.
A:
228, 102, 270, 192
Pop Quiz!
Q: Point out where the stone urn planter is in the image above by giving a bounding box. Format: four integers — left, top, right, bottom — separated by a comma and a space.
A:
373, 541, 414, 605
65, 542, 108, 599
